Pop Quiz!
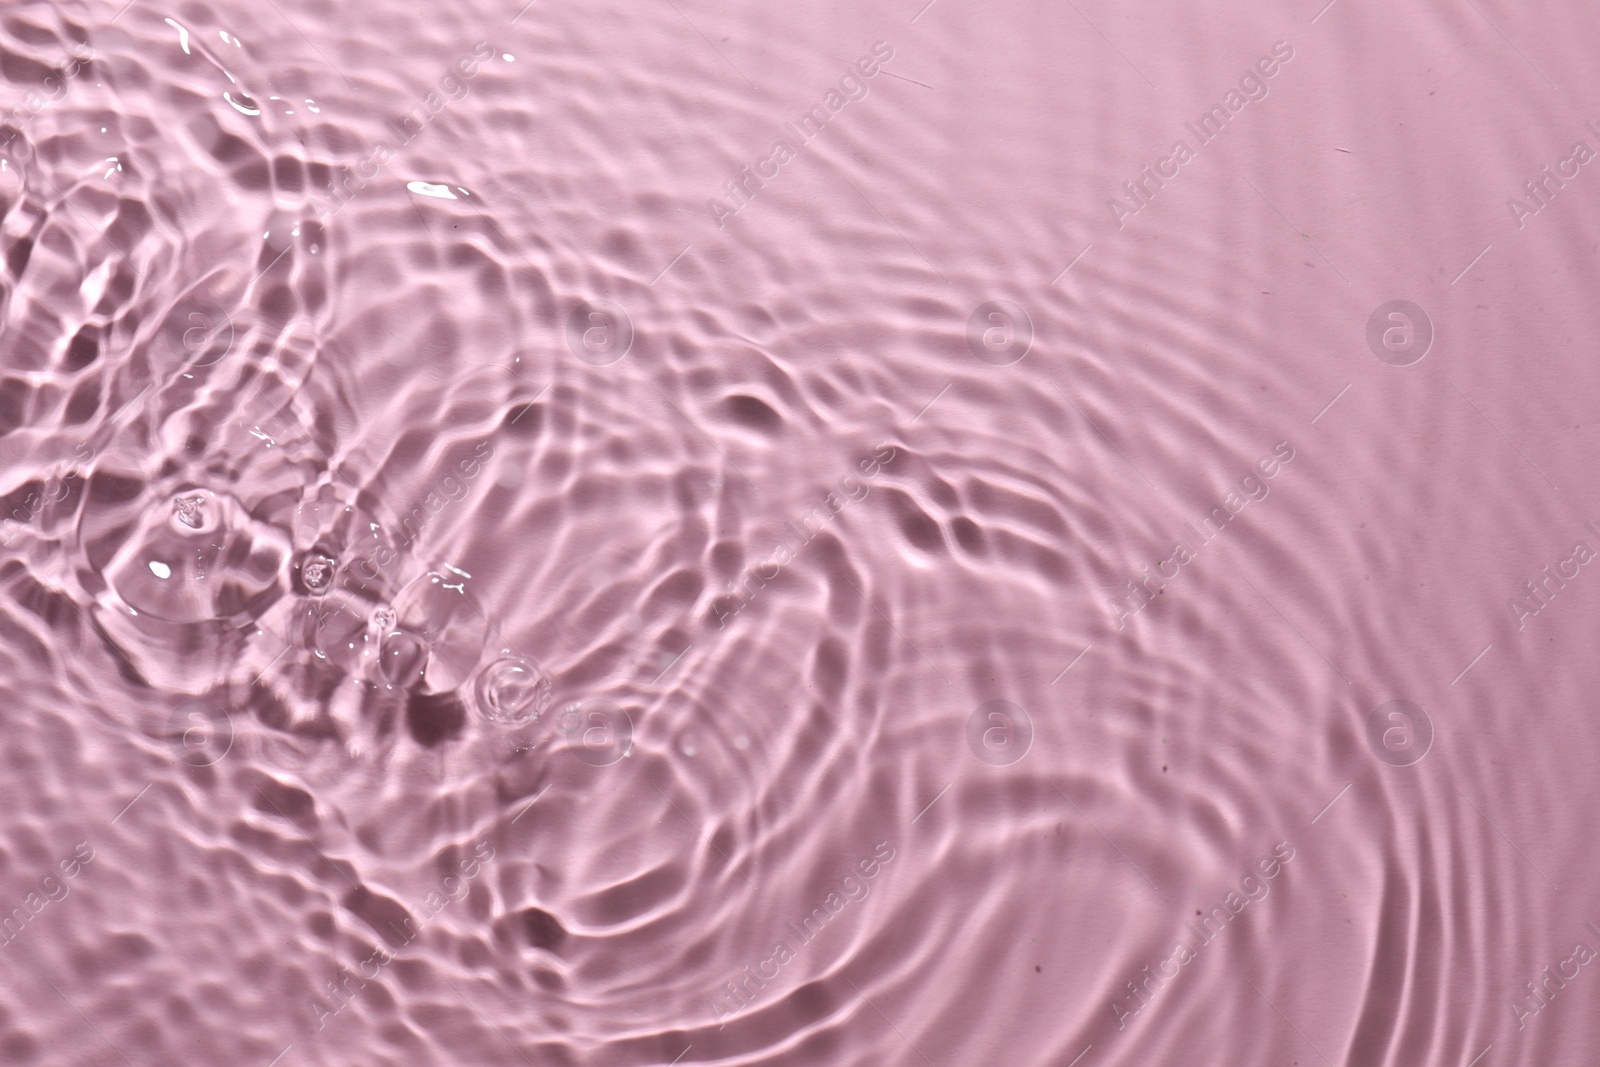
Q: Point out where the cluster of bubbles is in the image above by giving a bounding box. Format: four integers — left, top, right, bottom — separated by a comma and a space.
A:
285, 548, 571, 739
117, 482, 633, 769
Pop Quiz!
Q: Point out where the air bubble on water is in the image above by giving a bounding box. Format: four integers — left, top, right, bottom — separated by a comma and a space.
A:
297, 551, 337, 594
356, 605, 401, 671
172, 493, 212, 531
377, 631, 429, 686
392, 572, 490, 693
474, 655, 552, 725
89, 484, 288, 693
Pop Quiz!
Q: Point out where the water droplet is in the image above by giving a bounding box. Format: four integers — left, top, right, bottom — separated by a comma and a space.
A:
165, 17, 192, 54
407, 180, 457, 200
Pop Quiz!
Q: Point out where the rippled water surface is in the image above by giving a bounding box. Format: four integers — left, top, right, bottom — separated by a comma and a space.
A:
2, 0, 1600, 1064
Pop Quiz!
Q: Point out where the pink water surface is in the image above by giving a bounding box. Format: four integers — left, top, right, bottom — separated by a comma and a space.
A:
1, 0, 1598, 1063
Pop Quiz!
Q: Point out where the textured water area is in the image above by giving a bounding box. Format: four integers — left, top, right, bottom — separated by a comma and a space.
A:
1, 0, 1598, 1064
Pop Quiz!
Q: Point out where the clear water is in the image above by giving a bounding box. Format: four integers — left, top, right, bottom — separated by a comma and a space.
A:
1, 0, 1597, 1064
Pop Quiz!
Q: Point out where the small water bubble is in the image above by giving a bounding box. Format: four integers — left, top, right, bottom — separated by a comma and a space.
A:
376, 630, 429, 686
87, 483, 284, 693
295, 551, 337, 595
474, 655, 553, 725
172, 492, 212, 532
392, 571, 489, 693
293, 594, 367, 669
